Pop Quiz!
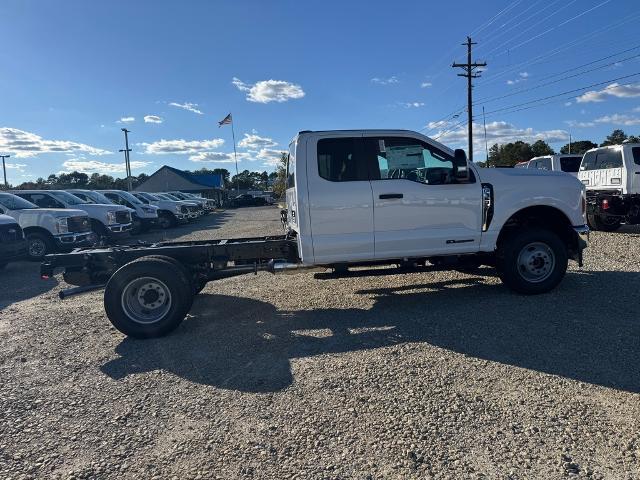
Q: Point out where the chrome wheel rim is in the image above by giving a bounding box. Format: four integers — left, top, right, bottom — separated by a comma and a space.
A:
29, 238, 46, 258
517, 242, 555, 283
120, 276, 172, 324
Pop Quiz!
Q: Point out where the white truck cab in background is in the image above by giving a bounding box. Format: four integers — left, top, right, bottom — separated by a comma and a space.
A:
285, 129, 588, 294
578, 143, 640, 231
98, 190, 159, 233
0, 192, 94, 260
13, 190, 132, 242
527, 154, 583, 177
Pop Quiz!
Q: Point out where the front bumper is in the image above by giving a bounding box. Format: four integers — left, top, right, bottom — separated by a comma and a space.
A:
0, 240, 28, 262
572, 224, 589, 267
54, 232, 97, 249
107, 223, 133, 238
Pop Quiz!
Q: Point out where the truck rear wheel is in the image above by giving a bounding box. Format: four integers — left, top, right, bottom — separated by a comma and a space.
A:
587, 213, 621, 232
496, 228, 568, 295
104, 257, 193, 338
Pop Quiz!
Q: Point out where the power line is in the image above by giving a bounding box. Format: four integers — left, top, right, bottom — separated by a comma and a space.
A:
479, 72, 640, 118
474, 49, 640, 105
470, 0, 526, 38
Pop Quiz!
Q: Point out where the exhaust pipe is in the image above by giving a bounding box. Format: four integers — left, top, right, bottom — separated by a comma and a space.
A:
268, 260, 326, 275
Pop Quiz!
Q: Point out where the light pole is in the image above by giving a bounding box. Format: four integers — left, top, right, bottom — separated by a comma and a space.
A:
121, 128, 132, 191
0, 154, 10, 189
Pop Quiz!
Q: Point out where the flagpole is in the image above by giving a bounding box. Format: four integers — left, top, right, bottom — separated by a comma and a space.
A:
231, 117, 239, 193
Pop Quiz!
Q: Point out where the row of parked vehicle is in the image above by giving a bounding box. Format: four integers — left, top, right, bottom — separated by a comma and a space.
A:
514, 143, 640, 231
0, 189, 217, 267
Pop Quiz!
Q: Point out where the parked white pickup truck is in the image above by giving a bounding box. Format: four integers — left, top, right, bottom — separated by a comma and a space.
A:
0, 192, 95, 260
132, 192, 196, 228
43, 129, 588, 338
526, 154, 583, 177
98, 190, 159, 233
578, 143, 640, 231
13, 190, 132, 242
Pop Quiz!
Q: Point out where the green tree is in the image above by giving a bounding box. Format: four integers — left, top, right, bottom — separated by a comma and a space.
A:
531, 140, 555, 157
272, 152, 288, 198
560, 140, 597, 155
600, 129, 628, 147
487, 141, 534, 167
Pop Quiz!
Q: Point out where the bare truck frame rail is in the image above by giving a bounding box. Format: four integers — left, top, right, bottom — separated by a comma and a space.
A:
42, 234, 300, 296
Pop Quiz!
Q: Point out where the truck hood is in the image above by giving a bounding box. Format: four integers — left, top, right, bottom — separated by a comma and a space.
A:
6, 208, 89, 229
74, 204, 128, 215
0, 214, 18, 225
476, 166, 572, 182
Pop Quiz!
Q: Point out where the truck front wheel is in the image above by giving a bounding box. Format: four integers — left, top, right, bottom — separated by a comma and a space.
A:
496, 228, 568, 295
587, 213, 621, 232
104, 257, 193, 338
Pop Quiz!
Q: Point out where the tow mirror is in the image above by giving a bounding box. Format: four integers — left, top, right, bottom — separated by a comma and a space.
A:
453, 149, 470, 182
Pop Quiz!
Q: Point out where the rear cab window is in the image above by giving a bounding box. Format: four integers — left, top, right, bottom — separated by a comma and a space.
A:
580, 149, 623, 170
559, 156, 582, 173
287, 141, 296, 188
317, 137, 368, 182
632, 147, 640, 166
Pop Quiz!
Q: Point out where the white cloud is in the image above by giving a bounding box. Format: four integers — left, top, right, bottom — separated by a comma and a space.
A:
564, 120, 596, 128
371, 76, 399, 85
5, 162, 28, 173
633, 106, 640, 112
61, 158, 151, 174
139, 138, 225, 155
144, 115, 163, 124
420, 82, 433, 88
0, 127, 111, 158
594, 114, 640, 126
237, 133, 277, 149
433, 121, 568, 150
506, 72, 529, 85
401, 102, 425, 108
256, 148, 287, 166
189, 151, 252, 163
168, 102, 204, 115
117, 116, 135, 123
576, 82, 640, 103
564, 101, 573, 107
232, 77, 305, 103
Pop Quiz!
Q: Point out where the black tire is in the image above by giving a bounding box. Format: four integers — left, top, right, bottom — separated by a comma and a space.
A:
25, 232, 54, 261
587, 213, 621, 232
158, 213, 176, 229
131, 217, 144, 235
104, 257, 193, 338
143, 255, 197, 306
496, 227, 568, 295
90, 220, 109, 244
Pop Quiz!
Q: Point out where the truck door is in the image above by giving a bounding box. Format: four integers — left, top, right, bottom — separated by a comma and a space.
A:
631, 146, 640, 193
363, 135, 482, 259
305, 135, 375, 263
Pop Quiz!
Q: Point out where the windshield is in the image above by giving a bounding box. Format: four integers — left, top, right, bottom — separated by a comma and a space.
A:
50, 191, 89, 205
170, 192, 187, 199
559, 156, 582, 173
0, 193, 38, 210
84, 191, 115, 204
164, 193, 181, 201
115, 191, 143, 205
140, 192, 160, 201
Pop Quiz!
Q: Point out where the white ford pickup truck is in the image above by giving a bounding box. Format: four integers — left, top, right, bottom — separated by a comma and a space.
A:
43, 129, 588, 338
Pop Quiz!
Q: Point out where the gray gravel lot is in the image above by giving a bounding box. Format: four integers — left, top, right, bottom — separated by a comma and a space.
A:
1, 206, 639, 479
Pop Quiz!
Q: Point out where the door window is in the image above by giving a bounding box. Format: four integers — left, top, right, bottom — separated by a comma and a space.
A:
540, 158, 552, 170
366, 137, 456, 185
317, 137, 368, 182
632, 147, 640, 166
19, 193, 64, 208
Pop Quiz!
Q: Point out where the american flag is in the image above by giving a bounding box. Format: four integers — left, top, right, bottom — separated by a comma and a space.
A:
218, 113, 232, 127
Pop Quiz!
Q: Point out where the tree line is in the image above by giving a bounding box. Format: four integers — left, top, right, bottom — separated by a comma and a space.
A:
481, 129, 640, 168
7, 167, 279, 191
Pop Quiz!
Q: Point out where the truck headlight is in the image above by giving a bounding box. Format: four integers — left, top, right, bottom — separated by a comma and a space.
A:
142, 207, 155, 214
106, 211, 117, 225
56, 217, 69, 234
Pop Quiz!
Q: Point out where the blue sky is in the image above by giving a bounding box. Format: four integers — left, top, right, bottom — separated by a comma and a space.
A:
1, 0, 639, 183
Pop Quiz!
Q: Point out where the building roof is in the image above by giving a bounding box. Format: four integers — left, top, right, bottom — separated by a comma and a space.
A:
162, 166, 224, 189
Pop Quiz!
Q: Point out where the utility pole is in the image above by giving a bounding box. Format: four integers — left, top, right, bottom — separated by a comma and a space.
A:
0, 155, 9, 189
452, 36, 486, 163
120, 128, 132, 191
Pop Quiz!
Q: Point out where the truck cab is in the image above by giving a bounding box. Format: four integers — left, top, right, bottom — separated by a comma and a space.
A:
578, 143, 640, 231
13, 190, 132, 242
286, 130, 587, 273
528, 154, 583, 177
0, 192, 95, 260
98, 190, 159, 233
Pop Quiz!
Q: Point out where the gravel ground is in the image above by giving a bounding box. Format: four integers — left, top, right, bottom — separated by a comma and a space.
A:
1, 206, 639, 480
